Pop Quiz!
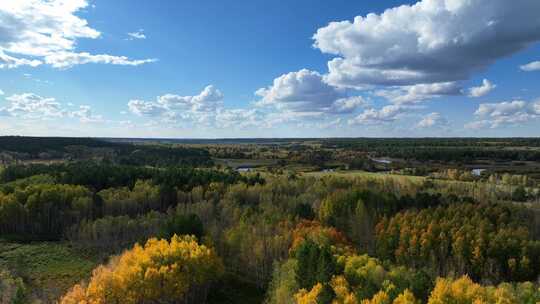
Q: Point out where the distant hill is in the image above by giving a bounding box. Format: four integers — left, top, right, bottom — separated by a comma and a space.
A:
0, 136, 119, 154
0, 136, 212, 167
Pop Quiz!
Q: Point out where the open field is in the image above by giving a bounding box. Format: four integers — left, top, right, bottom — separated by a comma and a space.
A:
0, 241, 99, 302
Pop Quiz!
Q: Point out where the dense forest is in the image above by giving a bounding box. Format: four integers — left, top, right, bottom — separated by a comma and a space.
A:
1, 137, 540, 303
0, 136, 213, 167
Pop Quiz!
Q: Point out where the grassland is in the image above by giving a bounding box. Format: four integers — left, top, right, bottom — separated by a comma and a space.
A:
0, 241, 99, 302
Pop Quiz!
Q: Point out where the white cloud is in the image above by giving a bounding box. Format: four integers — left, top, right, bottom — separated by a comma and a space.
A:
215, 109, 263, 129
520, 61, 540, 72
44, 52, 157, 69
127, 99, 166, 117
128, 88, 277, 130
0, 0, 155, 69
188, 85, 224, 112
0, 92, 104, 124
259, 111, 326, 128
0, 89, 4, 95
416, 112, 448, 128
466, 99, 539, 128
256, 69, 365, 114
158, 85, 224, 112
348, 104, 413, 125
127, 29, 146, 40
317, 118, 342, 129
313, 0, 540, 88
328, 96, 368, 114
468, 79, 496, 97
297, 118, 343, 130
70, 105, 103, 123
129, 85, 224, 119
2, 93, 65, 118
464, 120, 491, 130
0, 51, 42, 68
475, 100, 526, 117
532, 99, 540, 115
375, 82, 462, 104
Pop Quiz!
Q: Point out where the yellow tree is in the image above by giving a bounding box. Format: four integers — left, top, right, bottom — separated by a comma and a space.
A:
61, 235, 223, 304
295, 283, 323, 304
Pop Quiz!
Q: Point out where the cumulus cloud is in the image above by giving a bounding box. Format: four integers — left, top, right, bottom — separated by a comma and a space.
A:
127, 99, 167, 117
127, 87, 278, 130
125, 85, 262, 129
127, 29, 146, 40
215, 109, 263, 129
1, 93, 65, 118
348, 104, 414, 125
296, 118, 344, 130
0, 0, 155, 69
520, 61, 540, 72
313, 0, 540, 88
533, 99, 540, 115
468, 79, 496, 97
466, 99, 539, 128
128, 85, 224, 120
475, 100, 527, 117
375, 82, 462, 104
464, 120, 490, 130
328, 96, 368, 114
416, 112, 448, 128
255, 69, 365, 114
0, 93, 104, 123
70, 105, 103, 123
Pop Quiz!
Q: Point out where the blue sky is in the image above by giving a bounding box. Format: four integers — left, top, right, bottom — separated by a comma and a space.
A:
1, 0, 539, 138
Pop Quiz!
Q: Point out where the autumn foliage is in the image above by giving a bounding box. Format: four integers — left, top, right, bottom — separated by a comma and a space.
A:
290, 220, 352, 253
375, 203, 540, 282
60, 235, 223, 304
427, 275, 540, 303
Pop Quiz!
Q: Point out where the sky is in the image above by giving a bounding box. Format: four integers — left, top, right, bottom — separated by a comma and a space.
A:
1, 0, 540, 138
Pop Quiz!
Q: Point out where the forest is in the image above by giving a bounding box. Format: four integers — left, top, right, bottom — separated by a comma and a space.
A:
1, 137, 540, 303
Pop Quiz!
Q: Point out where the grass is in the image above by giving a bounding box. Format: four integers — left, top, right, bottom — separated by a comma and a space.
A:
0, 240, 100, 303
303, 169, 426, 183
214, 158, 278, 168
0, 242, 266, 303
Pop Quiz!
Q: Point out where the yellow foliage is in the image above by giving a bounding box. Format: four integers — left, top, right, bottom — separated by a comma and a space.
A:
392, 289, 418, 304
59, 284, 89, 304
295, 283, 323, 304
428, 276, 490, 304
427, 275, 540, 304
361, 291, 390, 304
60, 235, 223, 304
331, 275, 357, 304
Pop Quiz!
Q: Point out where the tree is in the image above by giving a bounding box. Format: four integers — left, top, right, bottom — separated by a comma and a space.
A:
392, 289, 418, 304
295, 203, 315, 220
295, 239, 337, 290
61, 235, 223, 304
512, 186, 527, 202
161, 213, 204, 240
294, 283, 323, 304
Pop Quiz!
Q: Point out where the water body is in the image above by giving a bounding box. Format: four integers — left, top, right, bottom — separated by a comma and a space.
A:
472, 168, 486, 176
372, 158, 392, 164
